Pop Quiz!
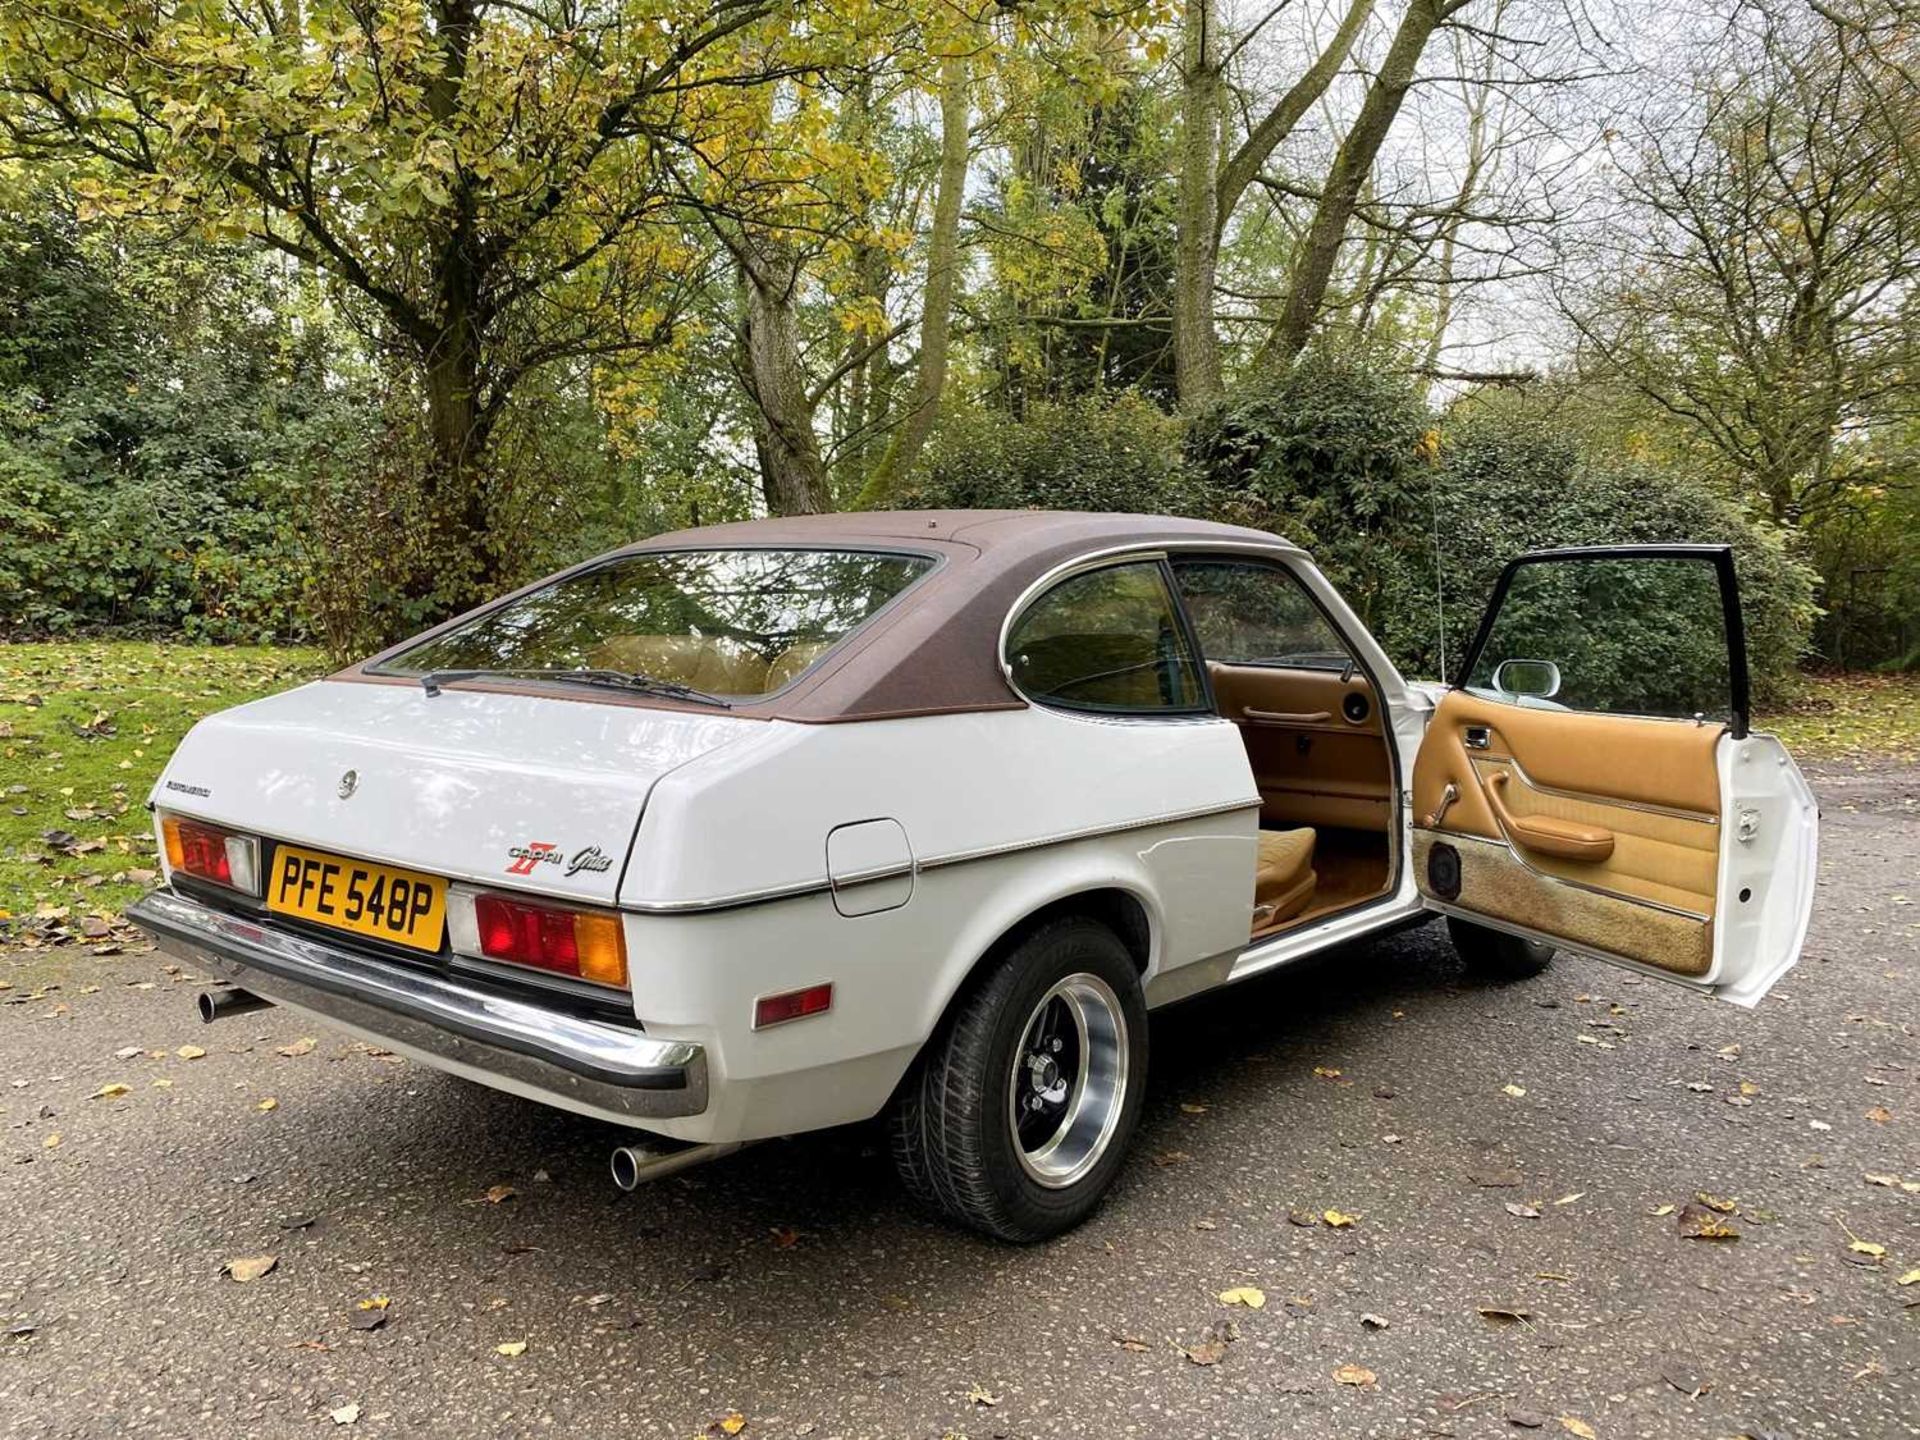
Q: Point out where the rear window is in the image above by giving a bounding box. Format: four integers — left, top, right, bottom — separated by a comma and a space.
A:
377, 548, 934, 697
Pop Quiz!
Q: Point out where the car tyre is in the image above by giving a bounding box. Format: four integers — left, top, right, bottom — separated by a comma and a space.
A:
888, 915, 1148, 1242
1447, 916, 1556, 980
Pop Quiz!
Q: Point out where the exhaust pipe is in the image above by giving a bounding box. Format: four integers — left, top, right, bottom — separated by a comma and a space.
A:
610, 1139, 747, 1191
197, 987, 273, 1024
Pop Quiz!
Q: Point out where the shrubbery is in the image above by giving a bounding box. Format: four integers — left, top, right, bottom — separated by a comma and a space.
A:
914, 352, 1818, 697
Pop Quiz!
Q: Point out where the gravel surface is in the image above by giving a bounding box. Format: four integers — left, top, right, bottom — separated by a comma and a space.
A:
2, 763, 1915, 1439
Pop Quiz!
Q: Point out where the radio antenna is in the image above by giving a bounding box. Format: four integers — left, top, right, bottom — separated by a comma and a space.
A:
1429, 464, 1448, 685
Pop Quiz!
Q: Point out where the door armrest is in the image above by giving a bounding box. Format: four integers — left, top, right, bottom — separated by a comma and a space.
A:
1486, 770, 1615, 862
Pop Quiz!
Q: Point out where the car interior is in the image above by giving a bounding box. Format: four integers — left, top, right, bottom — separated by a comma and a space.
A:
1169, 559, 1397, 941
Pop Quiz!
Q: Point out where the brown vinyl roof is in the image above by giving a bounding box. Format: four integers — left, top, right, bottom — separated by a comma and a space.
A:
343, 510, 1300, 723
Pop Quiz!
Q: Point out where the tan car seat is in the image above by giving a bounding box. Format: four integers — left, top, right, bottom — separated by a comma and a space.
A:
1253, 828, 1318, 930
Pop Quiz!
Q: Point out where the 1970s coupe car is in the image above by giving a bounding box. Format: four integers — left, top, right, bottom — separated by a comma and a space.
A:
130, 512, 1817, 1240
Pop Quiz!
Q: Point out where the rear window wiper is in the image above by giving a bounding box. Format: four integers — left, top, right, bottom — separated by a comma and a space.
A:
415, 667, 733, 708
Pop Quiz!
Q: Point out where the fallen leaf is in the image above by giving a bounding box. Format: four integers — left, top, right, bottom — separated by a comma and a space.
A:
1322, 1209, 1356, 1228
966, 1386, 999, 1407
1552, 1192, 1585, 1206
1676, 1203, 1740, 1241
1332, 1363, 1376, 1387
1508, 1409, 1548, 1428
1111, 1333, 1150, 1352
90, 1082, 130, 1100
330, 1402, 360, 1426
41, 1133, 60, 1149
1183, 1338, 1228, 1366
224, 1255, 278, 1283
1360, 1312, 1390, 1330
1865, 1106, 1892, 1124
715, 1413, 748, 1435
1313, 1066, 1343, 1079
482, 1184, 516, 1205
1694, 1193, 1738, 1214
1217, 1286, 1266, 1309
495, 1340, 527, 1357
175, 1044, 206, 1060
1651, 1204, 1675, 1217
1505, 1202, 1542, 1219
1660, 1360, 1710, 1397
1896, 1269, 1920, 1286
1559, 1418, 1596, 1439
1180, 1102, 1209, 1114
256, 1097, 278, 1112
1503, 1084, 1527, 1098
1477, 1305, 1532, 1324
277, 1037, 317, 1058
1848, 1240, 1886, 1258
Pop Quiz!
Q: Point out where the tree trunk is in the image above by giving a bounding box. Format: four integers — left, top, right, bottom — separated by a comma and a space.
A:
1257, 0, 1456, 370
860, 47, 971, 506
1173, 0, 1223, 408
739, 255, 832, 515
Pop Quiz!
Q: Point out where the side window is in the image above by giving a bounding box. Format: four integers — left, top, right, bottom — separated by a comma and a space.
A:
1463, 555, 1738, 723
1171, 559, 1353, 670
1007, 561, 1206, 713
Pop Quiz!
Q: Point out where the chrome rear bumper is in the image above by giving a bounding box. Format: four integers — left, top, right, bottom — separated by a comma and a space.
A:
127, 890, 707, 1120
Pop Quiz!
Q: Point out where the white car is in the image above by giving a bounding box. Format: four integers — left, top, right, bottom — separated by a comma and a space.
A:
130, 512, 1818, 1240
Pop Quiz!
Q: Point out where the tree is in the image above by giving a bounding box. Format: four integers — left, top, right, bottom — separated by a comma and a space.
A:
1561, 0, 1920, 525
0, 0, 803, 604
1173, 0, 1375, 405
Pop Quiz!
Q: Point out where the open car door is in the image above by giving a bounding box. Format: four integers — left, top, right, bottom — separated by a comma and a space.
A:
1411, 545, 1817, 1006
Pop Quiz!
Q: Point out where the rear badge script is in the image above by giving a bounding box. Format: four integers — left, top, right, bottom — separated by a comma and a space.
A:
504, 842, 614, 878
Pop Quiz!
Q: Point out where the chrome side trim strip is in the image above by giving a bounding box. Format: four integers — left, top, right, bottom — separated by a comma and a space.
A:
625, 798, 1263, 914
1473, 754, 1718, 824
1424, 828, 1712, 923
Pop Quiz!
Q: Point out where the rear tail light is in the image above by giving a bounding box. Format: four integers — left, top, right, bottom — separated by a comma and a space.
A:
160, 815, 261, 895
457, 892, 628, 989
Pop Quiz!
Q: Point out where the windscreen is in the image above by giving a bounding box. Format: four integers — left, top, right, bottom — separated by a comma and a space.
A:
378, 548, 934, 697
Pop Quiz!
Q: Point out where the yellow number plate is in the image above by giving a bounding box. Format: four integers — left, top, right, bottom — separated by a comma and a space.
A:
266, 844, 446, 953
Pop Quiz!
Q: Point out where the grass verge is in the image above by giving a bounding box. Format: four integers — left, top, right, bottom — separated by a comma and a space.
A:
1, 641, 324, 939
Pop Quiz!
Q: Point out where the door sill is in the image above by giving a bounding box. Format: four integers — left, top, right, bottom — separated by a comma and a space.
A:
1227, 888, 1429, 984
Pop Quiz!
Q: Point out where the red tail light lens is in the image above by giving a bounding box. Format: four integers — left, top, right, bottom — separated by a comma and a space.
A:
161, 815, 260, 895
472, 893, 627, 988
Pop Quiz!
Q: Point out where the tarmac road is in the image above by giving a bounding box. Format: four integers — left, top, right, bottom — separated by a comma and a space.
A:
2, 762, 1915, 1440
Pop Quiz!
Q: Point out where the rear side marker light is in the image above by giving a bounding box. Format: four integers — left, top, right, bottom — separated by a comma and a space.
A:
754, 983, 833, 1030
161, 815, 261, 896
469, 893, 628, 989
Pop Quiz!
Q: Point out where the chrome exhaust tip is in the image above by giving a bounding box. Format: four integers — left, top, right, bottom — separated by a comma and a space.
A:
197, 987, 272, 1024
610, 1140, 745, 1191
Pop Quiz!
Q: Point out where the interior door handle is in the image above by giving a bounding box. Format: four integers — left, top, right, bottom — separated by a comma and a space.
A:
1243, 708, 1332, 725
1485, 770, 1615, 862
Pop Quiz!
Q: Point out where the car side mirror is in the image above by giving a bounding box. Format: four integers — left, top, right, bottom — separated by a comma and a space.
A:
1492, 658, 1561, 700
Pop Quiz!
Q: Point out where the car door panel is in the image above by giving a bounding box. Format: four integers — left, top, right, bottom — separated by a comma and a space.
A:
1414, 692, 1723, 977
1412, 545, 1816, 1005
